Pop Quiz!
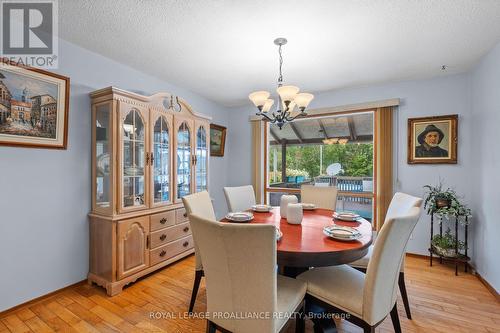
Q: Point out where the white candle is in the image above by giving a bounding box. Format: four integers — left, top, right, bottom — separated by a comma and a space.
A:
280, 195, 298, 218
287, 203, 303, 225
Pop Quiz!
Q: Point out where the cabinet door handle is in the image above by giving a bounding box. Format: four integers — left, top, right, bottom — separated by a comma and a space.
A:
183, 241, 189, 247
150, 152, 154, 165
146, 235, 150, 249
183, 227, 189, 232
183, 212, 188, 218
159, 250, 166, 257
160, 234, 166, 241
160, 217, 167, 224
146, 153, 150, 165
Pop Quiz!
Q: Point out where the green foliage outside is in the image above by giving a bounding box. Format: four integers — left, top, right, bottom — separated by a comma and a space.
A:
268, 143, 373, 183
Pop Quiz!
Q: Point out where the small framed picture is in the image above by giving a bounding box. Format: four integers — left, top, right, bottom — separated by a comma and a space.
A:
210, 123, 226, 157
0, 58, 70, 149
408, 114, 457, 164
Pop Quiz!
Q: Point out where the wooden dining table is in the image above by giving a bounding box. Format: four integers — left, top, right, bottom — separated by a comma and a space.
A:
224, 207, 373, 273
221, 207, 373, 333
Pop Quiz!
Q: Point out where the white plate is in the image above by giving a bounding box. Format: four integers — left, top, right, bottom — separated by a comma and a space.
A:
252, 204, 272, 212
276, 228, 283, 241
225, 212, 254, 222
301, 203, 316, 210
333, 211, 361, 221
323, 228, 362, 241
323, 225, 361, 239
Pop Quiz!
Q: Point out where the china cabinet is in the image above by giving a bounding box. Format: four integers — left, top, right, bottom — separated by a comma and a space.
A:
88, 87, 210, 295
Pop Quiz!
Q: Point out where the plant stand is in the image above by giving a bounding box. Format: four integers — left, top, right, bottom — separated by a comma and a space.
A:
429, 214, 469, 276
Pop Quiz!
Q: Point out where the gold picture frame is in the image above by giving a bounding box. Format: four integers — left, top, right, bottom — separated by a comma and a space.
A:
210, 123, 226, 157
408, 114, 457, 164
0, 58, 70, 149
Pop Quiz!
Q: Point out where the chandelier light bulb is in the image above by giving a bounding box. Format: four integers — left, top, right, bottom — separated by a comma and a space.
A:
262, 99, 274, 113
249, 91, 270, 109
294, 93, 314, 110
276, 85, 299, 103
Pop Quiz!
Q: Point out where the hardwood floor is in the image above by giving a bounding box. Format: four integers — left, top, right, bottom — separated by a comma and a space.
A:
1, 255, 498, 333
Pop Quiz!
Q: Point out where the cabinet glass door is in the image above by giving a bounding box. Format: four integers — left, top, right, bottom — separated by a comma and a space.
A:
95, 103, 111, 212
177, 122, 191, 199
153, 116, 170, 205
122, 109, 146, 208
195, 126, 208, 192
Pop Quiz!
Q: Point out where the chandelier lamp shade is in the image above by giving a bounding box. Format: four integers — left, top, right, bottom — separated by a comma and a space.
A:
248, 38, 314, 129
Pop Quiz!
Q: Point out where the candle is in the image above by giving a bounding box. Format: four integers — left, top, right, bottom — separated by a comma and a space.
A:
287, 203, 304, 225
280, 195, 298, 218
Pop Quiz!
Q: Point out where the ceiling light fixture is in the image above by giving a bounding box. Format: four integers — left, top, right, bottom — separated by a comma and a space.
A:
249, 38, 314, 129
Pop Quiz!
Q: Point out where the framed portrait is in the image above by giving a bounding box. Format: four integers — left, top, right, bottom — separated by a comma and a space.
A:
0, 59, 70, 149
408, 114, 457, 164
210, 123, 226, 157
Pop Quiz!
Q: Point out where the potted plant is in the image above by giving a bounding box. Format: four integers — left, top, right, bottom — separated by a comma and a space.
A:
431, 228, 466, 257
423, 181, 472, 224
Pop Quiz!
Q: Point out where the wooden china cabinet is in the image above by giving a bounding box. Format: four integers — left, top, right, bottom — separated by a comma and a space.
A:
88, 87, 210, 295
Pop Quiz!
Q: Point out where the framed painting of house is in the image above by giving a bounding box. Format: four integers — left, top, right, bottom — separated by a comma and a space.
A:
408, 114, 458, 164
210, 123, 226, 157
0, 59, 70, 149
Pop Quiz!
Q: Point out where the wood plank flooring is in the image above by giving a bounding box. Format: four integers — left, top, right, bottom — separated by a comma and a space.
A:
1, 256, 498, 332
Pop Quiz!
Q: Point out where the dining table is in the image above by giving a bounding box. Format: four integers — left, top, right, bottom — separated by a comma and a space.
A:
221, 206, 373, 333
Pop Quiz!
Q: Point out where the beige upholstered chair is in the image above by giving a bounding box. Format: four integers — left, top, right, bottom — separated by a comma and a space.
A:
189, 214, 307, 333
301, 185, 338, 211
297, 192, 423, 333
349, 192, 423, 319
223, 185, 256, 212
181, 191, 216, 313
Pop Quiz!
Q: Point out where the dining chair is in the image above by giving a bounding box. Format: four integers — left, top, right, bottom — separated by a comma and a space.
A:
189, 213, 307, 333
301, 184, 338, 210
181, 190, 216, 313
297, 192, 423, 333
223, 185, 256, 212
349, 192, 423, 319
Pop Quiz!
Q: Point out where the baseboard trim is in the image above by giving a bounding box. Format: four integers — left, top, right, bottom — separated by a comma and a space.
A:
475, 271, 500, 303
0, 279, 86, 318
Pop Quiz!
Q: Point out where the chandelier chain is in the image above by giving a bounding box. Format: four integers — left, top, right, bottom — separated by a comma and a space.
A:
278, 43, 283, 85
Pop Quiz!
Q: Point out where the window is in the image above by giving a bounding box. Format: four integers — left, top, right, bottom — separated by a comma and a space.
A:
265, 111, 375, 222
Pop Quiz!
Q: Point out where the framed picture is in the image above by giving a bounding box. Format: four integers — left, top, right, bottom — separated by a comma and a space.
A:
210, 123, 226, 157
408, 114, 457, 164
0, 59, 70, 149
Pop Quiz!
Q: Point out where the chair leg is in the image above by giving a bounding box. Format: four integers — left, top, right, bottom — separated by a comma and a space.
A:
398, 272, 412, 319
390, 303, 402, 333
189, 270, 203, 313
206, 320, 216, 333
295, 302, 305, 333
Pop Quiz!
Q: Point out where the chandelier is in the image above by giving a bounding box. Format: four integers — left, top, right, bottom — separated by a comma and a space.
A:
248, 38, 314, 129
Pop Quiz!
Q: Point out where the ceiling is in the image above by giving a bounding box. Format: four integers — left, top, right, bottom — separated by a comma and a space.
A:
269, 113, 373, 145
60, 1, 500, 106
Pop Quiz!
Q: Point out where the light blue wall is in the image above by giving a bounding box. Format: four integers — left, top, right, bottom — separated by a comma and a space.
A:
0, 39, 231, 311
471, 42, 500, 292
227, 73, 474, 256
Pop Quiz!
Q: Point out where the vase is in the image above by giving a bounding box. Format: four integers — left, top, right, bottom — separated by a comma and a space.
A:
280, 195, 298, 219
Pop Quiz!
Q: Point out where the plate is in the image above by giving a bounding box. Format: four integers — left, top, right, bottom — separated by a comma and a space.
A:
276, 228, 283, 242
323, 225, 361, 241
225, 212, 254, 222
251, 204, 272, 212
333, 211, 361, 221
301, 203, 316, 210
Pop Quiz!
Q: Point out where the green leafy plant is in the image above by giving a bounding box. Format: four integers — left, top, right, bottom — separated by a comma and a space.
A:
423, 181, 472, 224
431, 228, 466, 257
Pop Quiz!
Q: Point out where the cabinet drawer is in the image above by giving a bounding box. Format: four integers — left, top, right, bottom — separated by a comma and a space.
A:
150, 210, 176, 231
176, 208, 189, 224
150, 222, 192, 249
150, 235, 193, 266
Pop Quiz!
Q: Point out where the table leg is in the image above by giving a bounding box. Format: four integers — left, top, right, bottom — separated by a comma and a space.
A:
281, 266, 337, 333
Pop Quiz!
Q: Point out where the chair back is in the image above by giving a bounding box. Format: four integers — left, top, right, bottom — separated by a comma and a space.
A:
363, 192, 422, 325
182, 191, 216, 271
188, 214, 277, 333
301, 184, 338, 210
223, 185, 256, 212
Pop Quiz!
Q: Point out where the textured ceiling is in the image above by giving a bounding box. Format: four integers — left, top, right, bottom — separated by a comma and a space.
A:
60, 0, 500, 106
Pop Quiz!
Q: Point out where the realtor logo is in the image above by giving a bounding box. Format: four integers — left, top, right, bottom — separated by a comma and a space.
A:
0, 0, 58, 68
